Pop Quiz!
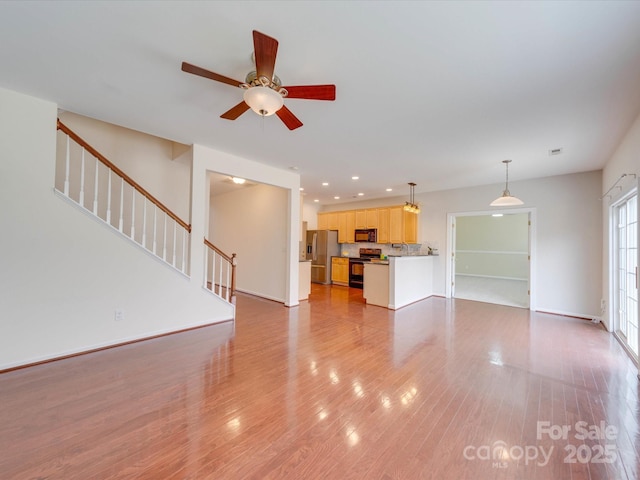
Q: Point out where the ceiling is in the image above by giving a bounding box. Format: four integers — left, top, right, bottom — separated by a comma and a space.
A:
2, 1, 640, 205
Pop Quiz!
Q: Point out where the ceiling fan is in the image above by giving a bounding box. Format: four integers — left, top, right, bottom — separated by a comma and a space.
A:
181, 30, 336, 131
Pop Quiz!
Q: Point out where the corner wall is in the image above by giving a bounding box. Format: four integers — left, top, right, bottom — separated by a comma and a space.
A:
0, 87, 234, 370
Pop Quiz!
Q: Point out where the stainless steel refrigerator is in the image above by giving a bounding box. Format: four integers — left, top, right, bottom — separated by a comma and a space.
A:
306, 230, 339, 284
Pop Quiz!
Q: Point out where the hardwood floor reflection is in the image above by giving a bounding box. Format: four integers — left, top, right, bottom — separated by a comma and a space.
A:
1, 285, 640, 479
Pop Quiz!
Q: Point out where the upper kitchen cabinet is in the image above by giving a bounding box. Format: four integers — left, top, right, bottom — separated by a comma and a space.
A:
337, 211, 355, 243
317, 212, 338, 231
355, 208, 378, 229
318, 212, 328, 230
377, 208, 389, 244
366, 209, 378, 229
355, 209, 367, 229
327, 212, 339, 230
318, 205, 418, 243
389, 206, 419, 244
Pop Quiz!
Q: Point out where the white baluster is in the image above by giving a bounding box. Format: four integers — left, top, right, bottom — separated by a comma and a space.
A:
225, 261, 230, 301
93, 156, 99, 215
79, 148, 86, 207
172, 221, 177, 267
106, 170, 112, 224
203, 246, 209, 289
64, 135, 70, 196
162, 215, 167, 261
141, 197, 147, 249
182, 229, 187, 274
218, 253, 223, 297
118, 177, 124, 232
130, 190, 136, 240
152, 206, 157, 254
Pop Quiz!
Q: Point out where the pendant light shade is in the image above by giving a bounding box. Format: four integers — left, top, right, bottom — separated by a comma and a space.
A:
490, 160, 523, 207
403, 182, 420, 213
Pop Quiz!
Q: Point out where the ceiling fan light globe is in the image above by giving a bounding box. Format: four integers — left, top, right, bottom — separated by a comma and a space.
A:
243, 86, 284, 117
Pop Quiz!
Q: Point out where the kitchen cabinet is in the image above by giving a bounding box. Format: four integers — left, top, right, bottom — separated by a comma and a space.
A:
377, 208, 389, 244
337, 211, 355, 243
366, 209, 378, 229
355, 209, 367, 229
318, 204, 418, 244
327, 212, 339, 230
318, 213, 328, 230
404, 209, 418, 244
389, 206, 419, 244
331, 257, 349, 285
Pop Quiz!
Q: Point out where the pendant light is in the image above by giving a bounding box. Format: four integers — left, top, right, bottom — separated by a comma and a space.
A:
403, 182, 420, 213
490, 160, 523, 206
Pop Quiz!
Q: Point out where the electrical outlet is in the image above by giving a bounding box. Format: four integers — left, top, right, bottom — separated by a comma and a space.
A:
115, 309, 125, 321
600, 299, 606, 313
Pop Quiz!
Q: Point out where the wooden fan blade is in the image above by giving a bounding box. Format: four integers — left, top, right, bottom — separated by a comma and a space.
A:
181, 62, 243, 88
282, 85, 336, 101
276, 106, 303, 130
220, 101, 250, 120
253, 30, 278, 81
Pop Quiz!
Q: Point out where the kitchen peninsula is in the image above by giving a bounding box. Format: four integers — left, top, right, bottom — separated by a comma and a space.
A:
363, 255, 433, 310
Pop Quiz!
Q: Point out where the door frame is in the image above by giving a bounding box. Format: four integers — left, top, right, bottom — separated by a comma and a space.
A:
445, 207, 537, 311
608, 183, 639, 360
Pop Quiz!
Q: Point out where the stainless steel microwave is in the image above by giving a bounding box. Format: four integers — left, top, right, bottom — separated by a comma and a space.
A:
354, 229, 377, 242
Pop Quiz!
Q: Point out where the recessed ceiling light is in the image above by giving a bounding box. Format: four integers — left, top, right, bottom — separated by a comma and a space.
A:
232, 177, 246, 185
322, 182, 329, 186
386, 188, 393, 192
299, 187, 304, 191
314, 199, 319, 202
358, 192, 364, 196
352, 176, 359, 180
492, 213, 503, 217
334, 196, 340, 200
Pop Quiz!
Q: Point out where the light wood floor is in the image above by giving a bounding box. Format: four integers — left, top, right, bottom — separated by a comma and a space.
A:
1, 285, 639, 479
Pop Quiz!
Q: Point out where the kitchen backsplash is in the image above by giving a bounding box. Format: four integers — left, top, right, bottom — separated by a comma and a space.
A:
338, 243, 428, 257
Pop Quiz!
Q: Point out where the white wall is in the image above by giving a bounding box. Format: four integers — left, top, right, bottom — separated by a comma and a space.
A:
58, 111, 192, 220
0, 87, 234, 370
455, 213, 529, 279
319, 170, 603, 318
210, 183, 289, 302
602, 110, 640, 331
192, 144, 300, 306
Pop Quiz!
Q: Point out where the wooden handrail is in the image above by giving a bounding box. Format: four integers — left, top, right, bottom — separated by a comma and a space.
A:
204, 238, 236, 298
57, 119, 191, 233
204, 238, 236, 264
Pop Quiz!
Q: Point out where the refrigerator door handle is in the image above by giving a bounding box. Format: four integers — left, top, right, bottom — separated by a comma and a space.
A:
312, 233, 318, 261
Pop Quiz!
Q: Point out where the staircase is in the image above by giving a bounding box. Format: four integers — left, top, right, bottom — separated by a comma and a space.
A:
56, 119, 236, 303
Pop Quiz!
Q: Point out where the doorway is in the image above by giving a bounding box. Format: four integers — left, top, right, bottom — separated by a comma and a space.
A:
611, 191, 638, 358
446, 209, 534, 309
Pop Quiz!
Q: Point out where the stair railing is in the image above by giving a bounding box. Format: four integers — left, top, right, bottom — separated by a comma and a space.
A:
204, 238, 236, 301
56, 119, 191, 274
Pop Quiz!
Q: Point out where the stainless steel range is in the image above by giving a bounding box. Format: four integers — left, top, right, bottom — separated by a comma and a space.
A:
348, 248, 382, 289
